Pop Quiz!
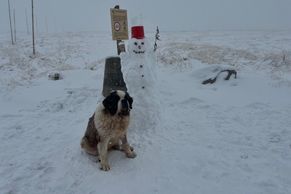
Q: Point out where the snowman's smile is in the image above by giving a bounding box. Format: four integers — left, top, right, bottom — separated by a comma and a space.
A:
133, 50, 145, 54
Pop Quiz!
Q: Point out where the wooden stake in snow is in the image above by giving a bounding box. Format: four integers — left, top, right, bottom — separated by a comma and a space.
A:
154, 26, 160, 52
8, 0, 14, 45
31, 0, 36, 55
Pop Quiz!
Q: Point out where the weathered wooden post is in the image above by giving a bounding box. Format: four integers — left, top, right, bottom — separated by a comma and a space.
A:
102, 5, 129, 97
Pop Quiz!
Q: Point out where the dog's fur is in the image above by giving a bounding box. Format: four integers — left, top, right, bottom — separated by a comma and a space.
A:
81, 90, 136, 171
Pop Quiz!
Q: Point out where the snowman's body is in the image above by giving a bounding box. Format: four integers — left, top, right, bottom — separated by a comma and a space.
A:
121, 35, 159, 131
124, 38, 156, 95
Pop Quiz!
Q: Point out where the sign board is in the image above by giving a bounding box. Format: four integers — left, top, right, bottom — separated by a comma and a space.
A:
110, 8, 129, 40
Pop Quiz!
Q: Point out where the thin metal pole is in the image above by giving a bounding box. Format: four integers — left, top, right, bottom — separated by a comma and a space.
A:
8, 0, 14, 45
13, 8, 16, 43
25, 8, 30, 35
45, 16, 48, 33
31, 0, 35, 55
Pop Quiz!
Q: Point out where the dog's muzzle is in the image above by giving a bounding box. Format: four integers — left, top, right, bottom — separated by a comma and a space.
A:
119, 99, 130, 116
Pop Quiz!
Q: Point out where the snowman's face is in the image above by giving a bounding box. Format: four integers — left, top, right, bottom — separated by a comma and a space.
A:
131, 39, 146, 54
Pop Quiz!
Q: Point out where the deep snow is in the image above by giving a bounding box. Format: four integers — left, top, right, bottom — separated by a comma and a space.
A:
1, 31, 291, 194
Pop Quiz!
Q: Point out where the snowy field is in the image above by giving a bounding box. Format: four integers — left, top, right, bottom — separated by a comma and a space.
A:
1, 30, 291, 194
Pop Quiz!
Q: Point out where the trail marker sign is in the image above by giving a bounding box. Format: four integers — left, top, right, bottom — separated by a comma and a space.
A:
110, 8, 129, 40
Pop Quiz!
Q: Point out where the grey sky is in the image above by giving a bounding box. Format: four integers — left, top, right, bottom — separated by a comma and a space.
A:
1, 0, 291, 34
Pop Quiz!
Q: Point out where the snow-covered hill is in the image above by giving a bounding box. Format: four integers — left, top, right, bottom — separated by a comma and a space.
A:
1, 31, 291, 194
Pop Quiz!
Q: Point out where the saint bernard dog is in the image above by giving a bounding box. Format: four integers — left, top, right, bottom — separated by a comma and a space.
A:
81, 90, 136, 171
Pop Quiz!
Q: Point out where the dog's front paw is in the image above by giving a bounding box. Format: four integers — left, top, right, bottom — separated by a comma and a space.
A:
126, 151, 137, 159
100, 162, 110, 171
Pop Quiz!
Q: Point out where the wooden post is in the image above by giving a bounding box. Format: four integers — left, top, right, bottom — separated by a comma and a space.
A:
116, 40, 126, 55
8, 0, 14, 45
116, 40, 121, 55
31, 0, 36, 55
115, 5, 121, 55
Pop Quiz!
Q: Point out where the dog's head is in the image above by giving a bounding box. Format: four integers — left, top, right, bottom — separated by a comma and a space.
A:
102, 90, 133, 116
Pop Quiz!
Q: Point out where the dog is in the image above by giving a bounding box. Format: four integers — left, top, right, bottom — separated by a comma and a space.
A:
81, 90, 136, 171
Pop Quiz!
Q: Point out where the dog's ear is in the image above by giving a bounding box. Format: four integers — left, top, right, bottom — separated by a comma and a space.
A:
102, 91, 120, 115
125, 93, 133, 109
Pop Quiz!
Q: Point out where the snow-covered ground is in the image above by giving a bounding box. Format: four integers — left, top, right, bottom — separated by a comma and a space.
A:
1, 31, 291, 194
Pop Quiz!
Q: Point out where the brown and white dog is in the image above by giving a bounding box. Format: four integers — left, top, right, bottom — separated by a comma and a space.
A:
81, 90, 136, 171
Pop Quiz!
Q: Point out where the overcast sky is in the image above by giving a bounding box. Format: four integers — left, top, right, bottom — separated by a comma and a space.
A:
0, 0, 291, 34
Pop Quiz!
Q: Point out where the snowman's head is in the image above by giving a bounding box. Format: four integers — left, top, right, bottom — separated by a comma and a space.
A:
129, 38, 146, 54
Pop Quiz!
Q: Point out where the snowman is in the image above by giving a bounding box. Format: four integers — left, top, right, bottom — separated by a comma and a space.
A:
121, 25, 159, 131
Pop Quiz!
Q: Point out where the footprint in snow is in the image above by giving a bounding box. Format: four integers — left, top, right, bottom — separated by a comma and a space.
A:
180, 97, 204, 105
269, 134, 281, 143
240, 154, 249, 159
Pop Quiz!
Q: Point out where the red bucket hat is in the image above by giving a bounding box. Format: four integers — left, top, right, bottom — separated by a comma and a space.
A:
131, 26, 144, 39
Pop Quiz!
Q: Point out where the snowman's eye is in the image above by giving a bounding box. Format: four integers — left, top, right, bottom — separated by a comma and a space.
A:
141, 42, 144, 45
134, 42, 138, 46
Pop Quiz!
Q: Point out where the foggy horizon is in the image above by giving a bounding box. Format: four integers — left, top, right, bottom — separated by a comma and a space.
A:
1, 0, 291, 34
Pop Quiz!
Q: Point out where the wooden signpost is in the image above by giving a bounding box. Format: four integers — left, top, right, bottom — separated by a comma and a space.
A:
110, 6, 128, 55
